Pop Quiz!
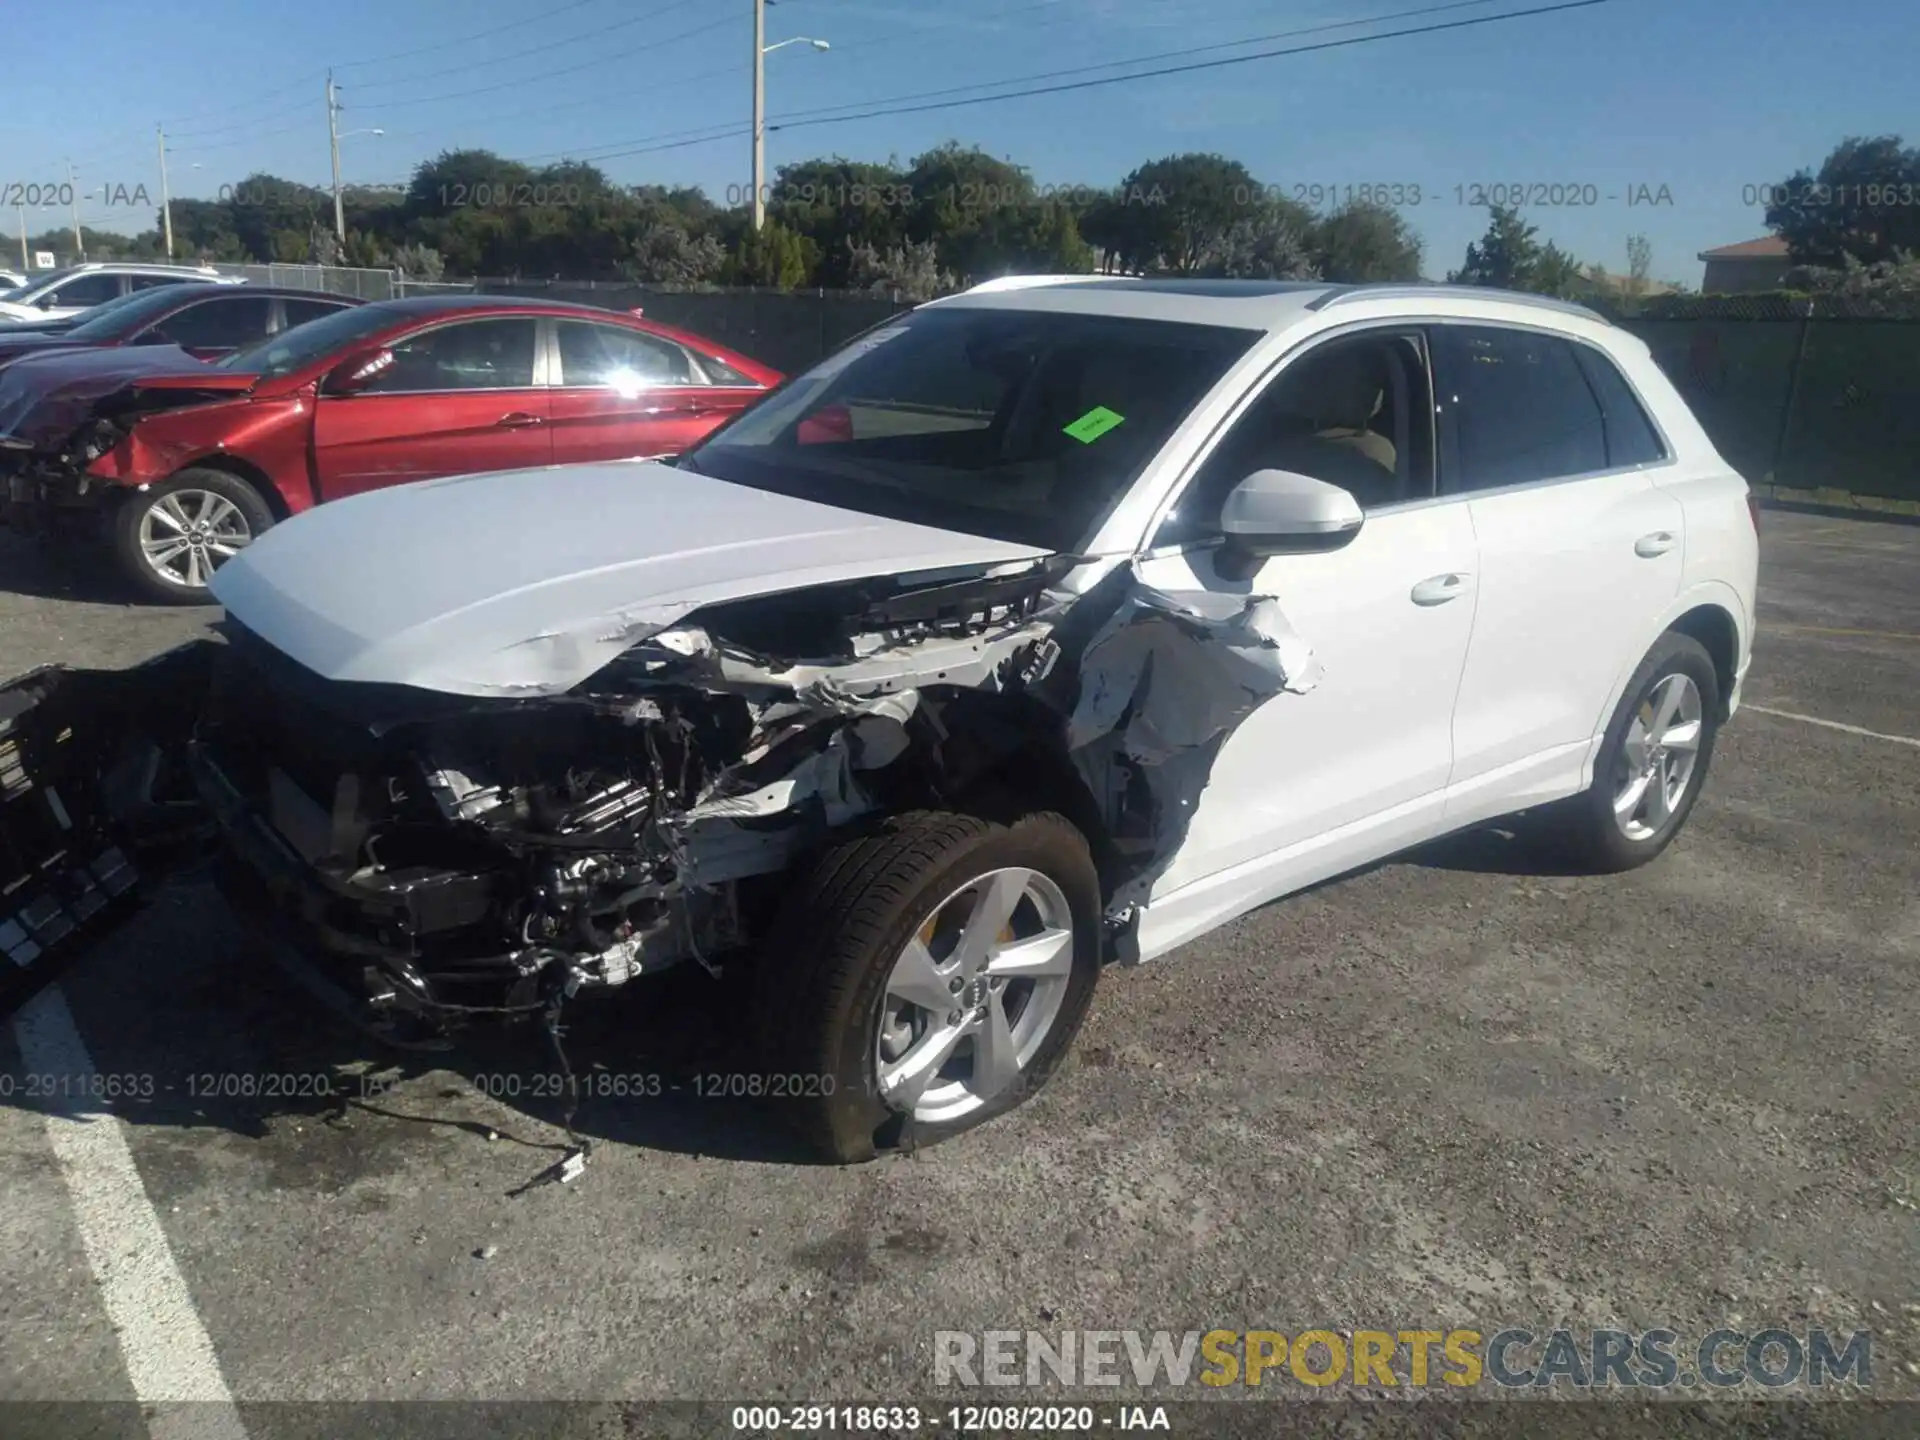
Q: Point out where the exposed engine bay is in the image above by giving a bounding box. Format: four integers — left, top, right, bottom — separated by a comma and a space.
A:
0, 552, 1319, 1039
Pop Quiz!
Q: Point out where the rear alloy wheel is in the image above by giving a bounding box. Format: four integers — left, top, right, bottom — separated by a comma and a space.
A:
1543, 631, 1721, 872
112, 469, 274, 604
755, 810, 1102, 1163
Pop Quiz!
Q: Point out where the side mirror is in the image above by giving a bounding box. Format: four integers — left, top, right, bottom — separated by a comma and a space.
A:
34, 295, 57, 309
1217, 468, 1363, 576
325, 348, 394, 394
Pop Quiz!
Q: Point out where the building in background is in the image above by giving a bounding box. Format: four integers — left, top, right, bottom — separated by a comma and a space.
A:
1698, 236, 1792, 294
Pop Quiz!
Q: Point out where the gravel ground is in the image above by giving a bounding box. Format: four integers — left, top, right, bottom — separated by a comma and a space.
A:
0, 507, 1914, 1435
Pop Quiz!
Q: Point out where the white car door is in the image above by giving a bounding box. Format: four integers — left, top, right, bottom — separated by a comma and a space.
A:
1130, 328, 1480, 959
1430, 323, 1685, 826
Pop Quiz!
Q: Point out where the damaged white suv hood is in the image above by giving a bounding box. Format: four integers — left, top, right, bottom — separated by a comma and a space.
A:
207, 460, 1049, 697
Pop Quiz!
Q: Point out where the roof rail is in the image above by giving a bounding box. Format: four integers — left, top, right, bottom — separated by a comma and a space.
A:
1307, 283, 1611, 325
960, 274, 1124, 295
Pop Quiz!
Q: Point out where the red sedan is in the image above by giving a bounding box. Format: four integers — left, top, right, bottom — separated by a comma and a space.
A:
0, 296, 783, 602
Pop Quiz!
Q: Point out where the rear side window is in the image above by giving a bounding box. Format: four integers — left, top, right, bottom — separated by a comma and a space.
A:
52, 273, 123, 307
1571, 345, 1668, 468
555, 321, 695, 388
152, 296, 274, 349
281, 297, 353, 329
1434, 325, 1607, 493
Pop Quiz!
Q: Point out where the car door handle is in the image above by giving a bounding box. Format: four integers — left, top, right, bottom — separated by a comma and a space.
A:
1410, 572, 1472, 606
1635, 530, 1677, 558
495, 412, 545, 429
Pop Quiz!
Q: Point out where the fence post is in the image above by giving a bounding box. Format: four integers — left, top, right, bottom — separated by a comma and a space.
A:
1767, 297, 1815, 491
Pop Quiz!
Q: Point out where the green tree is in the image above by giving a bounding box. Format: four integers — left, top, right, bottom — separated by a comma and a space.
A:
1309, 201, 1423, 281
1766, 135, 1920, 268
768, 156, 912, 286
1081, 153, 1253, 274
1450, 204, 1540, 288
722, 219, 819, 289
1449, 204, 1587, 295
902, 144, 1092, 282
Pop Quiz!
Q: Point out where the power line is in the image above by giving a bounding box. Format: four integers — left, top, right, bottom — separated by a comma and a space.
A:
769, 0, 1612, 134
353, 12, 739, 112
538, 0, 1536, 166
151, 1, 685, 139
349, 0, 706, 90
333, 0, 606, 70
788, 0, 1506, 126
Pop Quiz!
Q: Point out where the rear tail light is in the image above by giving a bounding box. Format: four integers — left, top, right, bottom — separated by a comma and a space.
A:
1747, 493, 1761, 534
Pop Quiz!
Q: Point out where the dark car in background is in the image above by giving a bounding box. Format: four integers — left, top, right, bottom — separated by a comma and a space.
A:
0, 284, 361, 370
0, 295, 784, 601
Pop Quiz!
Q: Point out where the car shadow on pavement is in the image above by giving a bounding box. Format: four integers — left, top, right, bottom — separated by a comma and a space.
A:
3, 882, 830, 1176
1404, 818, 1595, 877
0, 531, 140, 604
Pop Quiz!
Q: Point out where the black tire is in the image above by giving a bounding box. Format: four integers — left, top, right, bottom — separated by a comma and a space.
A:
1542, 631, 1721, 873
111, 468, 274, 605
753, 810, 1103, 1164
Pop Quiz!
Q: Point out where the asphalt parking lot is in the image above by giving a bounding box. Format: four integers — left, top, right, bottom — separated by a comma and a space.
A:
0, 508, 1914, 1430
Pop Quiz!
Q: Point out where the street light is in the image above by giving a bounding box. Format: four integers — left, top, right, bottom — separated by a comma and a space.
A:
752, 0, 831, 232
326, 71, 386, 241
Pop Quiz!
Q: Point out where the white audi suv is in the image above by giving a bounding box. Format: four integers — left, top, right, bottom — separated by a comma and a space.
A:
0, 277, 1759, 1162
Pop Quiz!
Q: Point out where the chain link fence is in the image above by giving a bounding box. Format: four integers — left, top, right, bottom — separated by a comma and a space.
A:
1616, 299, 1920, 510
208, 263, 404, 300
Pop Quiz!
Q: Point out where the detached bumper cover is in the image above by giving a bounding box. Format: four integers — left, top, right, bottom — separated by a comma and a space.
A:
0, 653, 208, 1015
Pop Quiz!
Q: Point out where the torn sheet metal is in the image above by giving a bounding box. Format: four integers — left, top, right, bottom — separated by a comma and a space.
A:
1051, 569, 1323, 909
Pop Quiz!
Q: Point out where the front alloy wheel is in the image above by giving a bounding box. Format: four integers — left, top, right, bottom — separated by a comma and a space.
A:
755, 810, 1102, 1163
138, 487, 254, 590
874, 866, 1075, 1124
112, 468, 275, 605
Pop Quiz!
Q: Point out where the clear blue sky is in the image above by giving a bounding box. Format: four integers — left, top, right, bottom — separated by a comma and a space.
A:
6, 0, 1914, 285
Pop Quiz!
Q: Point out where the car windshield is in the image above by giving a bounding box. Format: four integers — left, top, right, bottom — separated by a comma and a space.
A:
219, 302, 397, 379
681, 305, 1259, 551
64, 285, 213, 339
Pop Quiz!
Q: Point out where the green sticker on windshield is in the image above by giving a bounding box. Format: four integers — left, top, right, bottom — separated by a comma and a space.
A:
1063, 405, 1126, 444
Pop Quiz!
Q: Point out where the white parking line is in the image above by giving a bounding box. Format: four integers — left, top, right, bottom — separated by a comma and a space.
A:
12, 986, 247, 1440
1746, 704, 1920, 748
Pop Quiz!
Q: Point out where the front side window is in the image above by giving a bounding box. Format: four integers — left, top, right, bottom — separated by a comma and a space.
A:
50, 273, 122, 308
1433, 325, 1608, 493
1159, 330, 1436, 547
150, 296, 275, 349
358, 318, 539, 393
222, 301, 400, 379
683, 306, 1259, 551
555, 321, 696, 390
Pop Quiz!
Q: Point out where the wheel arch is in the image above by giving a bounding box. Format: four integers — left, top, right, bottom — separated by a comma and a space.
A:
893, 688, 1123, 905
161, 454, 295, 521
1580, 583, 1747, 790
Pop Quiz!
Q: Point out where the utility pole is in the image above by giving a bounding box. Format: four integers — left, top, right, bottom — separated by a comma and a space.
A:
16, 205, 27, 273
327, 71, 346, 243
66, 160, 82, 260
751, 0, 766, 232
157, 124, 175, 260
